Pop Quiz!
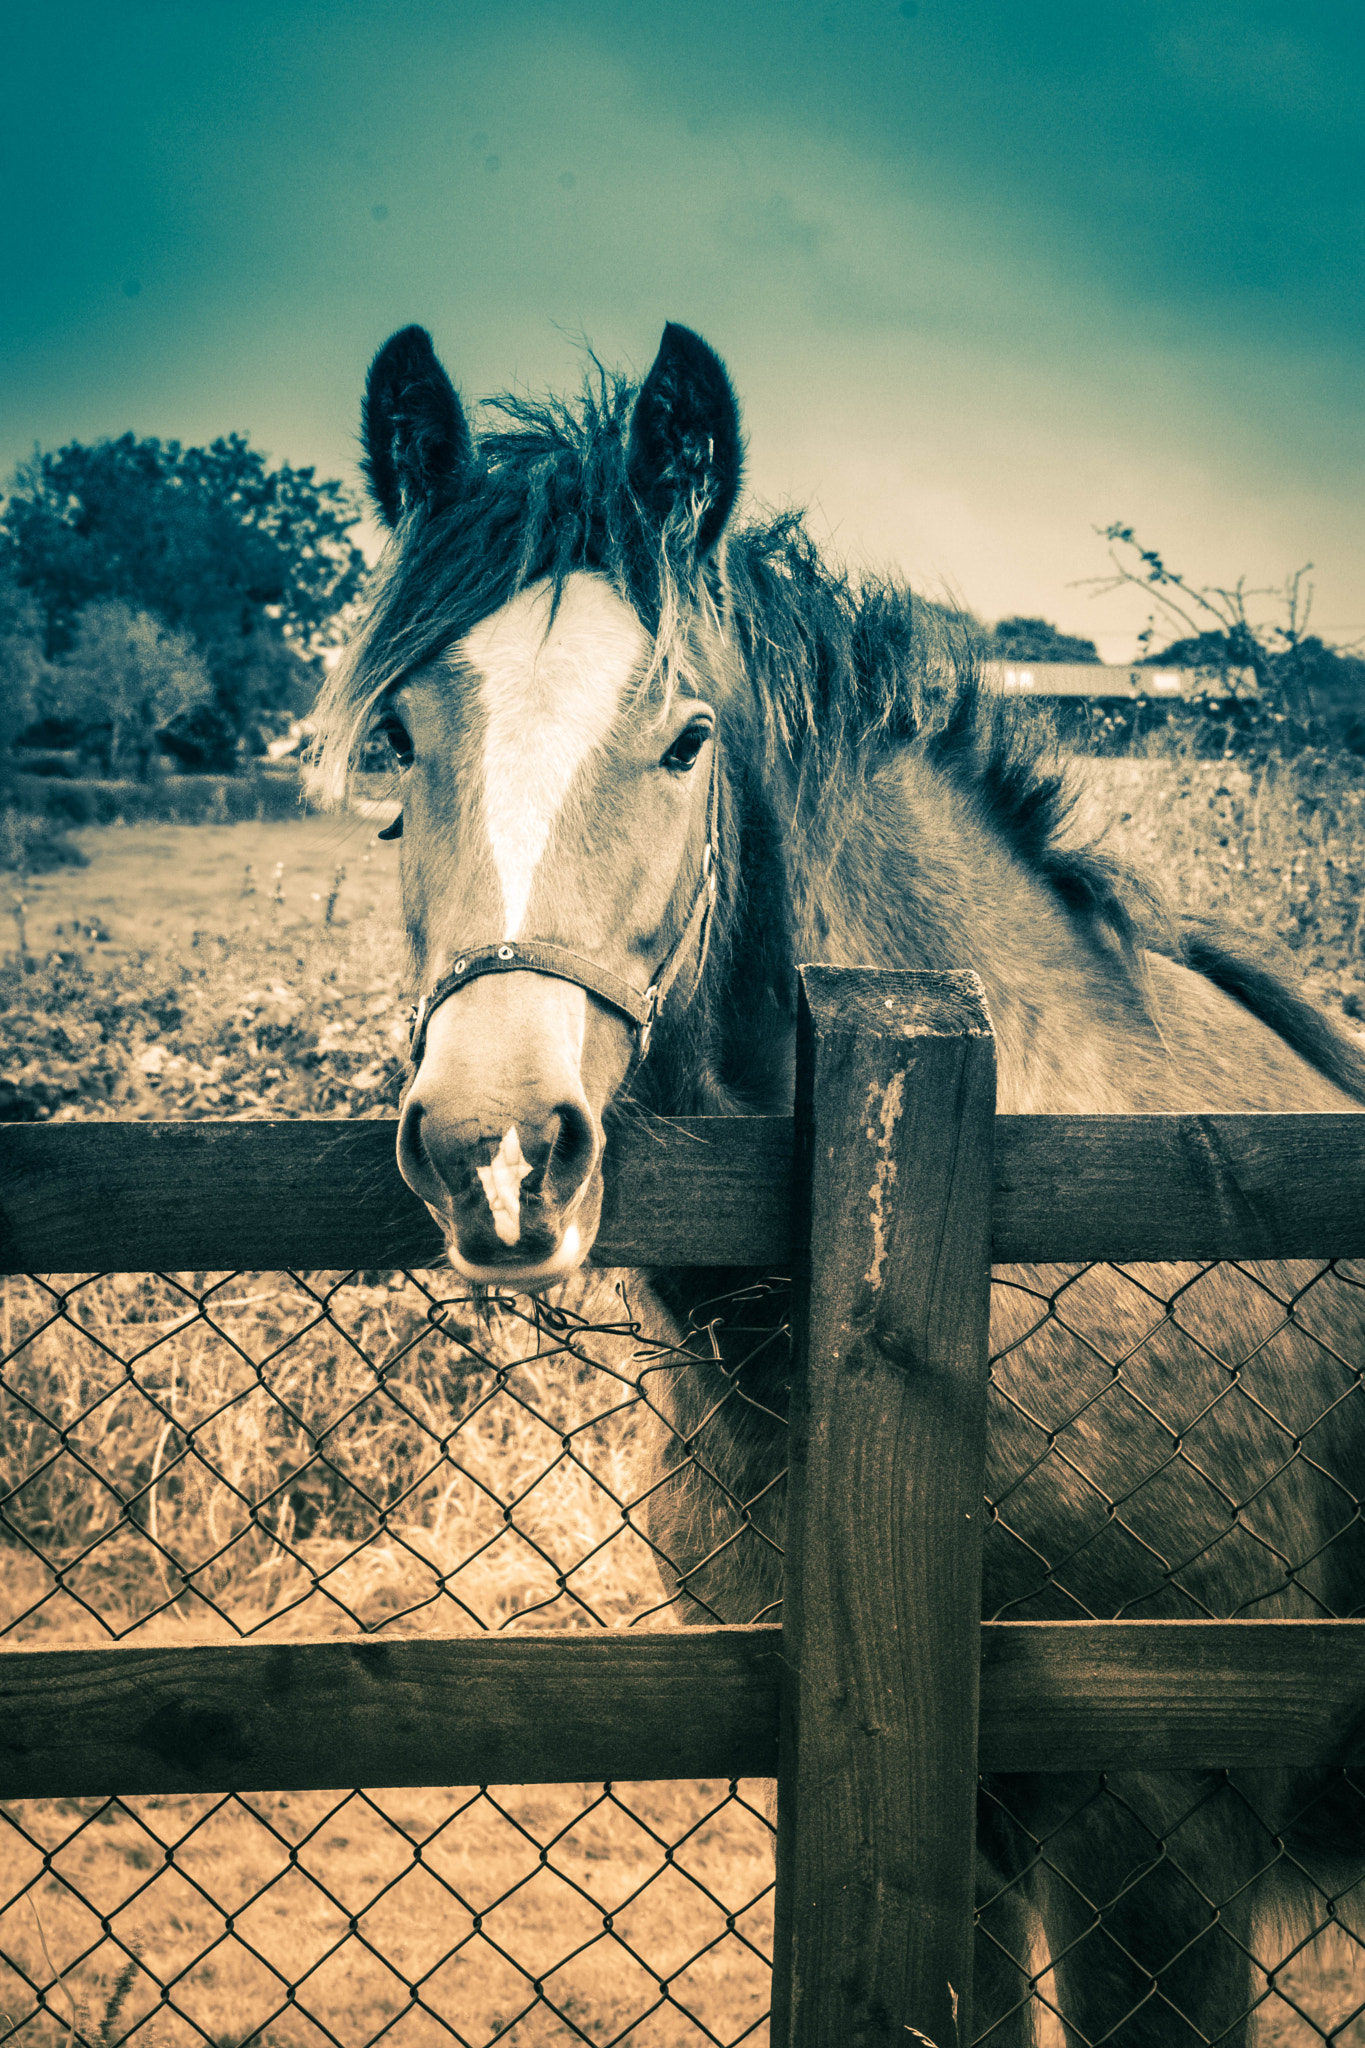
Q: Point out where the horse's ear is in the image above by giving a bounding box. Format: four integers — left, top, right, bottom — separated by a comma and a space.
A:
627, 323, 742, 557
362, 325, 473, 528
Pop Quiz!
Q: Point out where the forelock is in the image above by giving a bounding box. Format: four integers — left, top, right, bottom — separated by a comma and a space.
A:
307, 363, 714, 803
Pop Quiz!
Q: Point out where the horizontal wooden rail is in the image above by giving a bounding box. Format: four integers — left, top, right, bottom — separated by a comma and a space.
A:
978, 1619, 1365, 1771
2, 1112, 1364, 1273
0, 1116, 789, 1272
0, 1625, 783, 1799
994, 1112, 1365, 1262
7, 1619, 1365, 1799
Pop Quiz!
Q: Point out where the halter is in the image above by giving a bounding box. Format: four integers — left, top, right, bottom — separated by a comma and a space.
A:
407, 740, 720, 1070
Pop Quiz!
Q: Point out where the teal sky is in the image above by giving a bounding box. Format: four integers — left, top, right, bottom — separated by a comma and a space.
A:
4, 0, 1362, 657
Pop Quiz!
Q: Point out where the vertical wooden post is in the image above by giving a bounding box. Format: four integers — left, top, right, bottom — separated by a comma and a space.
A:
770, 967, 997, 2048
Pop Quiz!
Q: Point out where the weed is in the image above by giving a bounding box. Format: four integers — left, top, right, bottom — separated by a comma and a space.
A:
1071, 745, 1365, 1024
1, 923, 408, 1125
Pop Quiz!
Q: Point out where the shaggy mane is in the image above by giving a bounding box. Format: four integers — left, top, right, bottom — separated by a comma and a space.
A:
723, 512, 1166, 961
312, 362, 1139, 949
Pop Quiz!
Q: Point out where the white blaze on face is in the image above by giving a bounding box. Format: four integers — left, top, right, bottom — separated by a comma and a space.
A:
460, 574, 649, 940
477, 1125, 534, 1245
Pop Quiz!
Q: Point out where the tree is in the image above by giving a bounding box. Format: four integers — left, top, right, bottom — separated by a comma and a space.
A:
1137, 629, 1234, 671
1146, 626, 1365, 728
989, 616, 1101, 663
2, 434, 368, 766
52, 603, 212, 780
0, 561, 50, 786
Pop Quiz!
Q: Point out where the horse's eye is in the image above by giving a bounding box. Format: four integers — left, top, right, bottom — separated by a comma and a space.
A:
661, 720, 711, 773
378, 715, 414, 767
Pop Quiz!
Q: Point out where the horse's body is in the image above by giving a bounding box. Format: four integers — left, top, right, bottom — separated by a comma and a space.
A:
313, 321, 1365, 2044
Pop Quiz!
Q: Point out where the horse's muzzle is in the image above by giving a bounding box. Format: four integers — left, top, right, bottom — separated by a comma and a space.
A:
398, 1095, 601, 1281
393, 969, 625, 1285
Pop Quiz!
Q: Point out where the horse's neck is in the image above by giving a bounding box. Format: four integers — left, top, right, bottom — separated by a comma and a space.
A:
664, 739, 1349, 1121
673, 745, 1134, 1117
782, 748, 1362, 1114
775, 748, 1179, 1115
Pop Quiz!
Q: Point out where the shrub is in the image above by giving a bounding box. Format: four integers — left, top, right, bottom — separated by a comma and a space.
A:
0, 923, 409, 1124
0, 807, 88, 874
7, 769, 316, 827
52, 601, 212, 780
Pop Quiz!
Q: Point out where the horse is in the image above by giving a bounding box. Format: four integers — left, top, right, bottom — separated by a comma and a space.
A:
309, 319, 1365, 2045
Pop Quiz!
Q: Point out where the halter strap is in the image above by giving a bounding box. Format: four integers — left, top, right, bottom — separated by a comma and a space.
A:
408, 742, 720, 1069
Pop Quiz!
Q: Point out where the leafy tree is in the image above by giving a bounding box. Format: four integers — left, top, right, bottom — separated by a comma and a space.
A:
52, 602, 212, 781
1138, 629, 1237, 671
0, 563, 51, 786
2, 435, 367, 766
989, 615, 1101, 663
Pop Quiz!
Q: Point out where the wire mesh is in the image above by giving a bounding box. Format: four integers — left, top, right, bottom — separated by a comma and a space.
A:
0, 1267, 788, 2045
6, 1255, 1365, 2043
978, 1255, 1365, 2047
0, 1780, 775, 2048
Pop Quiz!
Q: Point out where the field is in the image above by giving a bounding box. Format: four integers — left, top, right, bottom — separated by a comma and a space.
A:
2, 810, 408, 1126
6, 808, 401, 962
4, 742, 1365, 2044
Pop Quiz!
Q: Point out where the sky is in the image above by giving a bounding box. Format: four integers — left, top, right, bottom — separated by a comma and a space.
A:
3, 0, 1362, 660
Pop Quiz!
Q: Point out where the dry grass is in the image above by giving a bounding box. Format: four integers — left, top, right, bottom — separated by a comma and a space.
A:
1, 1780, 774, 2047
1068, 749, 1365, 1021
1257, 1932, 1365, 2046
0, 1268, 694, 1645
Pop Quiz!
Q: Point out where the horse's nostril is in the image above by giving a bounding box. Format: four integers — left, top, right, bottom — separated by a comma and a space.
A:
396, 1098, 444, 1205
545, 1101, 595, 1205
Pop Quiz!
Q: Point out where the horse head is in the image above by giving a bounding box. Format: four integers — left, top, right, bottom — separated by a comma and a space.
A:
334, 322, 743, 1284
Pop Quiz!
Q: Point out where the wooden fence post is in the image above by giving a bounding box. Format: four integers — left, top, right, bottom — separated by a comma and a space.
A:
770, 967, 997, 2048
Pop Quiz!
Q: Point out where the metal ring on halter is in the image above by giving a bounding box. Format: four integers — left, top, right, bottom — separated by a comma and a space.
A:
408, 739, 720, 1071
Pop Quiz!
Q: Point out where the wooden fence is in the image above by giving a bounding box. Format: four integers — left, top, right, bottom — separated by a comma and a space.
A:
2, 964, 1365, 2046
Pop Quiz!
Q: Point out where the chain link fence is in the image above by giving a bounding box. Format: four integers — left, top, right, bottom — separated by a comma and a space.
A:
0, 1268, 786, 2045
5, 1257, 1365, 2042
980, 1255, 1365, 2046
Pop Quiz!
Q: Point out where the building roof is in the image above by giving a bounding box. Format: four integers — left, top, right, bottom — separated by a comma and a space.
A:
980, 661, 1258, 700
